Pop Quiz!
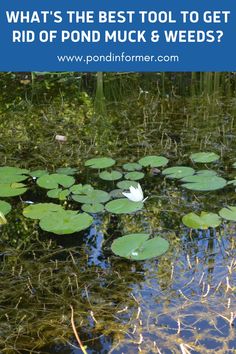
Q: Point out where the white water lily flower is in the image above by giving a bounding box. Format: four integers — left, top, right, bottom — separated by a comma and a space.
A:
122, 183, 148, 203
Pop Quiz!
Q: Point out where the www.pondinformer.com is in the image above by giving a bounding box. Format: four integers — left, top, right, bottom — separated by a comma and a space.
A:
57, 52, 179, 64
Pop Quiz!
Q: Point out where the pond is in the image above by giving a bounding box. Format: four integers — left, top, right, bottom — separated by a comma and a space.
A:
0, 72, 236, 353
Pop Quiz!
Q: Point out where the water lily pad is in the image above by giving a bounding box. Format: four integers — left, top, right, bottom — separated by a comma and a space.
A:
85, 157, 115, 169
117, 180, 139, 190
47, 188, 70, 200
124, 172, 145, 181
56, 167, 77, 175
138, 156, 169, 168
0, 167, 29, 175
81, 203, 104, 213
105, 198, 143, 214
0, 166, 29, 183
37, 174, 75, 190
70, 184, 94, 195
99, 171, 122, 181
219, 206, 236, 221
196, 170, 218, 177
72, 189, 110, 204
190, 152, 220, 163
123, 162, 142, 171
181, 175, 226, 191
182, 212, 221, 229
29, 170, 49, 178
111, 233, 169, 260
0, 200, 12, 215
23, 203, 63, 220
39, 210, 93, 235
0, 183, 27, 197
162, 166, 195, 179
109, 189, 124, 199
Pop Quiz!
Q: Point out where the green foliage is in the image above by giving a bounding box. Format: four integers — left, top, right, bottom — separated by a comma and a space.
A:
182, 212, 221, 229
39, 210, 93, 235
162, 166, 195, 179
0, 200, 12, 215
70, 184, 94, 194
123, 162, 142, 171
81, 203, 104, 213
47, 188, 70, 200
29, 170, 49, 178
124, 171, 145, 181
219, 206, 236, 221
23, 203, 63, 220
138, 155, 169, 168
72, 189, 110, 204
0, 183, 27, 197
181, 175, 226, 191
99, 170, 122, 181
111, 233, 169, 260
0, 166, 29, 183
190, 152, 220, 163
56, 167, 78, 175
117, 180, 139, 189
105, 198, 143, 214
37, 174, 75, 189
85, 157, 116, 169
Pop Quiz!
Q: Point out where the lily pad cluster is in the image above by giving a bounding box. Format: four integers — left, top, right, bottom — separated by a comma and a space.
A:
162, 166, 226, 191
23, 203, 93, 235
0, 151, 229, 261
182, 206, 236, 230
0, 167, 29, 197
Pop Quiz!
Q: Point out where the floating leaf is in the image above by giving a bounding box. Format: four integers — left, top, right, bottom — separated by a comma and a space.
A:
29, 170, 48, 178
23, 203, 63, 220
0, 200, 12, 215
219, 206, 236, 221
190, 152, 220, 163
109, 189, 124, 199
85, 157, 115, 169
138, 155, 169, 168
123, 163, 142, 171
105, 198, 143, 214
37, 174, 75, 190
182, 212, 221, 229
0, 167, 29, 175
117, 180, 139, 190
124, 172, 145, 181
39, 210, 93, 235
70, 184, 94, 195
56, 167, 77, 175
195, 170, 218, 177
72, 189, 110, 204
181, 175, 226, 191
0, 183, 27, 197
99, 170, 122, 181
47, 188, 69, 200
81, 203, 104, 213
111, 233, 169, 260
0, 166, 29, 183
162, 166, 195, 179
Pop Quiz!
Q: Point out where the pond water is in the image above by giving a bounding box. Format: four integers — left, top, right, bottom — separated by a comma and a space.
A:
0, 73, 236, 353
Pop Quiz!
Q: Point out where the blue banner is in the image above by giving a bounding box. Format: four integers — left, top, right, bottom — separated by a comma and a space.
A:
0, 0, 235, 71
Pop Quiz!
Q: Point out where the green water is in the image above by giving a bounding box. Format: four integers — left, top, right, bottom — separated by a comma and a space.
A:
0, 72, 236, 353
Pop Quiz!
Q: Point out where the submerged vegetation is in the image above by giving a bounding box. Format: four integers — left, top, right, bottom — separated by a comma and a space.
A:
0, 72, 236, 353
